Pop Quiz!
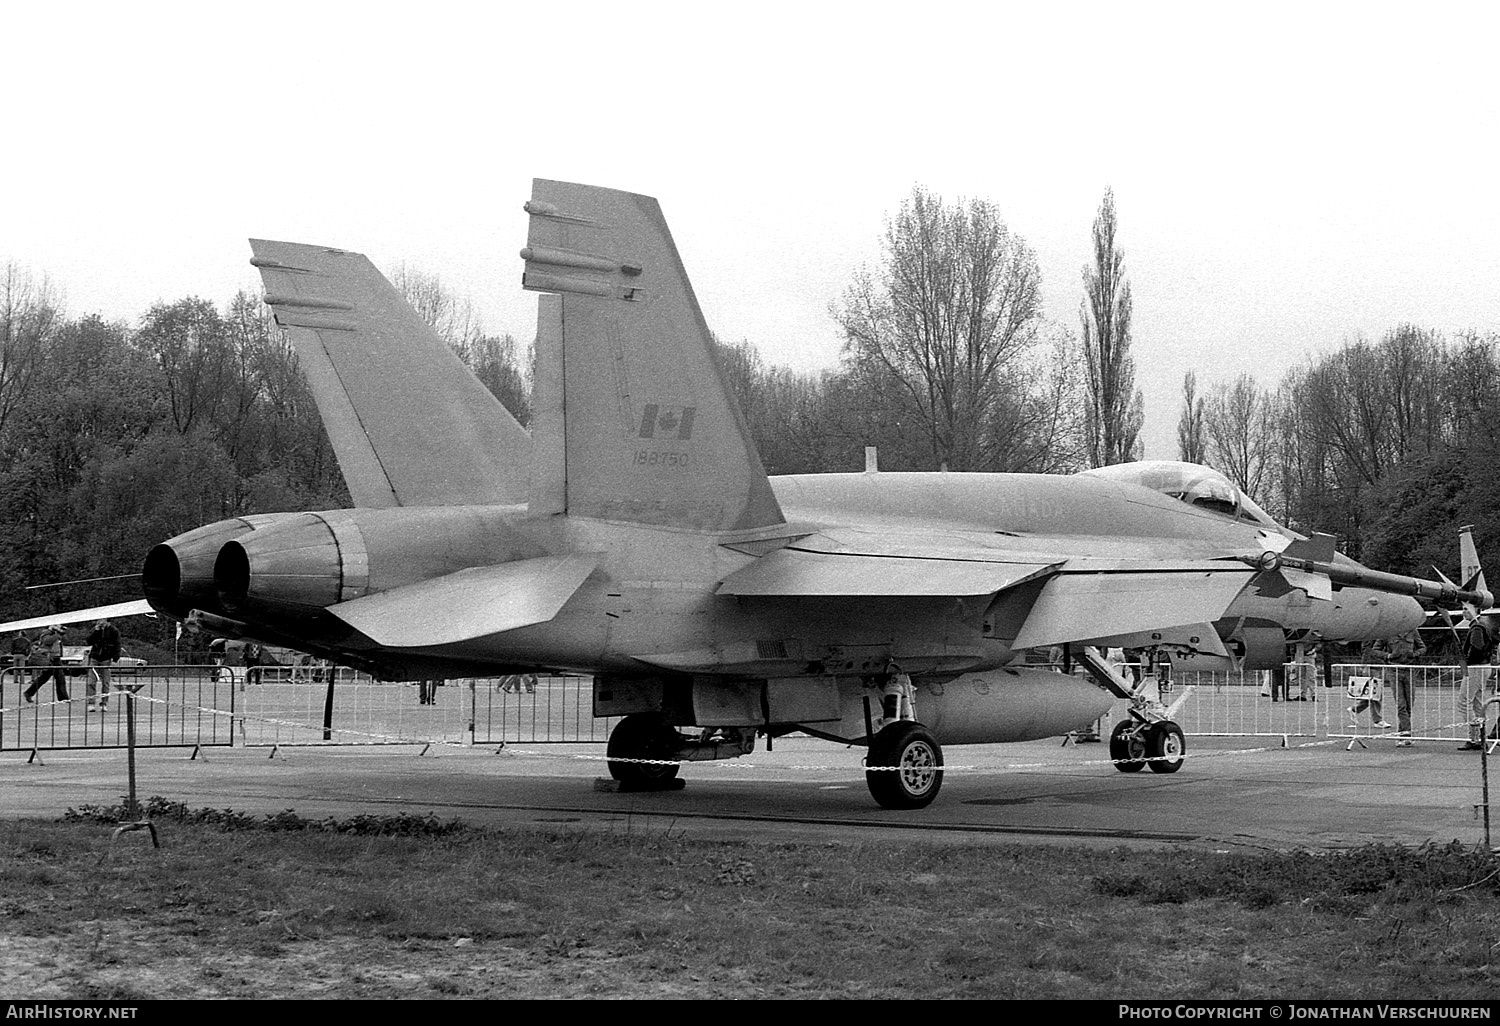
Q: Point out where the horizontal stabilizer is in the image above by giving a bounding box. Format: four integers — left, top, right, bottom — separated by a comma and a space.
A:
0, 599, 156, 635
326, 555, 598, 648
1011, 565, 1251, 650
717, 547, 1057, 597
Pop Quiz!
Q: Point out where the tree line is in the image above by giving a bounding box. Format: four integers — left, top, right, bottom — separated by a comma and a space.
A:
1175, 326, 1500, 578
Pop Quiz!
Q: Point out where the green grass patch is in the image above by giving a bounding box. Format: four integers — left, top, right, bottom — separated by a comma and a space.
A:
1, 799, 1497, 999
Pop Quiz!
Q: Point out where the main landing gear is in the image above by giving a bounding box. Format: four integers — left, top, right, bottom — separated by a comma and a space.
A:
1109, 718, 1185, 774
606, 713, 683, 789
604, 713, 757, 791
865, 720, 944, 809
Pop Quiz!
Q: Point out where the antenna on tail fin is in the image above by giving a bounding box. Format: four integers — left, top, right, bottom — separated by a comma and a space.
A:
521, 180, 784, 533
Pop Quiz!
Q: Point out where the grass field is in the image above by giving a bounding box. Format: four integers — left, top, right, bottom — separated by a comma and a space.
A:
3, 800, 1499, 1000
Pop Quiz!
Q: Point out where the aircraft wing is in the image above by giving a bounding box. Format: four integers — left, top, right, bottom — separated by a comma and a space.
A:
717, 535, 1253, 649
1009, 563, 1250, 650
0, 599, 156, 634
325, 555, 598, 648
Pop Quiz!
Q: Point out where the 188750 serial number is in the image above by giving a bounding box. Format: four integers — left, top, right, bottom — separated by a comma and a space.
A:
633, 450, 690, 467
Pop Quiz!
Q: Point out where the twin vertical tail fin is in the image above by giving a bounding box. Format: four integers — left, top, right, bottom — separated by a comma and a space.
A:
252, 240, 531, 508
1455, 525, 1500, 663
522, 180, 784, 533
1460, 524, 1488, 604
252, 181, 783, 534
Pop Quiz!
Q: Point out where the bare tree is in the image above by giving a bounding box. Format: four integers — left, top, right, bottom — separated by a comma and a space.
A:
468, 333, 531, 425
1444, 330, 1500, 442
1080, 189, 1143, 466
391, 265, 529, 418
1177, 370, 1207, 464
390, 264, 485, 357
0, 262, 59, 443
833, 186, 1050, 472
1205, 373, 1274, 499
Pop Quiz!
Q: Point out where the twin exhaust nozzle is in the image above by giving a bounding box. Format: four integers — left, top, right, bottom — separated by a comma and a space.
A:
141, 513, 344, 622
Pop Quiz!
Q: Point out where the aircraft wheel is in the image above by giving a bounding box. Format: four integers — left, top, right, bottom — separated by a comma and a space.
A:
1146, 721, 1186, 774
1109, 720, 1147, 772
606, 713, 681, 787
865, 721, 943, 809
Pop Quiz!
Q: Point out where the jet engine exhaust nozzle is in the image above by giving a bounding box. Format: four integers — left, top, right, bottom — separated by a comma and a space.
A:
213, 513, 356, 620
140, 515, 299, 619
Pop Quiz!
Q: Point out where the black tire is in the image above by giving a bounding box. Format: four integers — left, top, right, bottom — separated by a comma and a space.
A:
1110, 720, 1147, 772
606, 713, 681, 786
865, 721, 943, 809
1146, 721, 1186, 774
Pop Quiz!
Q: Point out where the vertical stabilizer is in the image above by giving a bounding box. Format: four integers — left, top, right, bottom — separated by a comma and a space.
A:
529, 293, 567, 516
521, 181, 784, 533
1461, 524, 1487, 596
253, 240, 531, 508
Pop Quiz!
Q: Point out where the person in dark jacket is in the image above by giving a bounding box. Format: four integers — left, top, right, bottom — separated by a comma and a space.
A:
86, 618, 121, 710
23, 625, 69, 703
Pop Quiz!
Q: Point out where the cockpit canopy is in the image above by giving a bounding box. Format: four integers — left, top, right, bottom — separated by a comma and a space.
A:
1079, 461, 1279, 528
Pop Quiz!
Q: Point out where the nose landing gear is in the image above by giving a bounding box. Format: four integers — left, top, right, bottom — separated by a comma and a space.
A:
1110, 718, 1185, 774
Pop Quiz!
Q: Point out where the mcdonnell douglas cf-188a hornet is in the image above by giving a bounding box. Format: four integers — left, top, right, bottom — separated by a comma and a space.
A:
17, 180, 1495, 808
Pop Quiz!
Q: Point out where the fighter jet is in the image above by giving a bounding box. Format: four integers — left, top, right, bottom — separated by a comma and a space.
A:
21, 181, 1494, 808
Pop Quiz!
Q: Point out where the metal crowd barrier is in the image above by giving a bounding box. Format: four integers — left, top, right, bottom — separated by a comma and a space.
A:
1164, 663, 1490, 744
0, 665, 237, 754
5, 661, 1495, 755
235, 674, 617, 749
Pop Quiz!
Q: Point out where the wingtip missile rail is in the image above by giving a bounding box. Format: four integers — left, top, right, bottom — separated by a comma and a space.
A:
1243, 549, 1496, 611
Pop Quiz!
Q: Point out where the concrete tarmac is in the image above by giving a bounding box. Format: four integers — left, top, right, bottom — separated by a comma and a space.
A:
3, 731, 1498, 852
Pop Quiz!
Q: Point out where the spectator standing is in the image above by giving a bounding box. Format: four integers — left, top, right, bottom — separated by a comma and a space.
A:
7, 631, 31, 669
1385, 629, 1426, 747
1349, 641, 1393, 730
244, 642, 264, 685
85, 618, 121, 711
1459, 621, 1499, 751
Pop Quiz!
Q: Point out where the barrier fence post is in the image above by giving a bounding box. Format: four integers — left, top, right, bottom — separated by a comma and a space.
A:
1483, 697, 1500, 852
109, 688, 159, 848
322, 673, 336, 741
125, 688, 138, 818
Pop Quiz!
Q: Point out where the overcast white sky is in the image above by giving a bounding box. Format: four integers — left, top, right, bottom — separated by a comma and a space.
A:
5, 1, 1498, 460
